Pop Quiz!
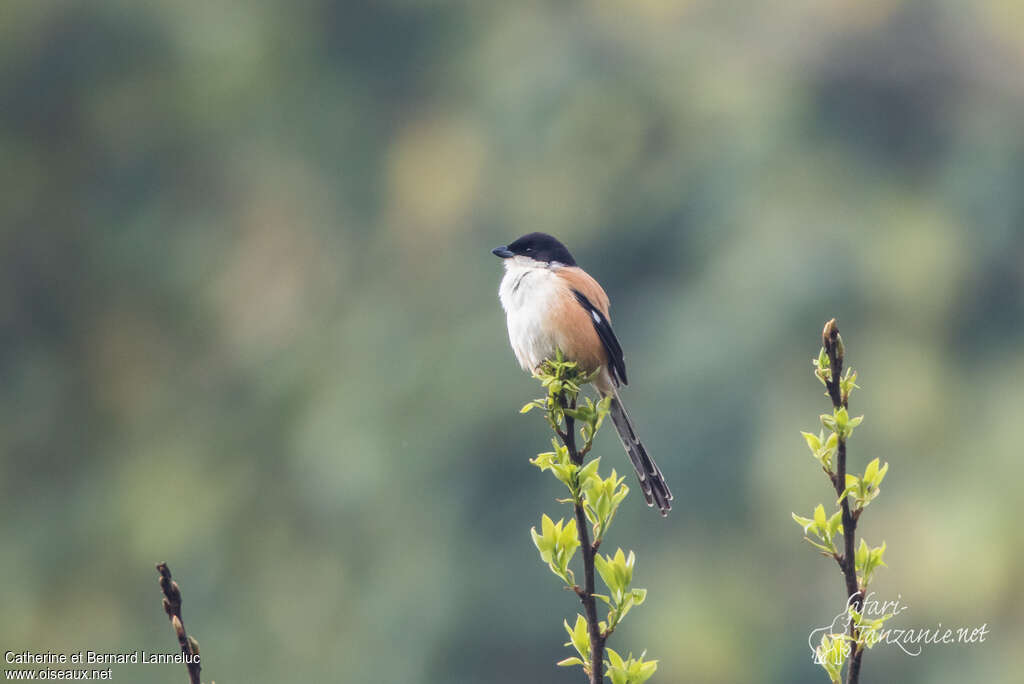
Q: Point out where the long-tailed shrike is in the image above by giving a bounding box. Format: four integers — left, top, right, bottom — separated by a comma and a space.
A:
493, 232, 672, 516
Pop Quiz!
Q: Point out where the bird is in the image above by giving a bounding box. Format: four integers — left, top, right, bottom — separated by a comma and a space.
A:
492, 232, 672, 516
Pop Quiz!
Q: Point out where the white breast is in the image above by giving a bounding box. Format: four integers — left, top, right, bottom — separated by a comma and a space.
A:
498, 260, 562, 372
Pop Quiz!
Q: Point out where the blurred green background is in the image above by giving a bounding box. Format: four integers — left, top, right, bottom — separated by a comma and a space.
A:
2, 1, 1022, 682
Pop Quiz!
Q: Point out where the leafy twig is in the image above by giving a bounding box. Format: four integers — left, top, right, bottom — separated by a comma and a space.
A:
559, 391, 606, 683
526, 352, 657, 684
821, 321, 864, 683
795, 320, 891, 684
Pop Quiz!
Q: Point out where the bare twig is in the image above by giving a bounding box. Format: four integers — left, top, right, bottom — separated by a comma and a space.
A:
156, 562, 203, 684
821, 320, 864, 684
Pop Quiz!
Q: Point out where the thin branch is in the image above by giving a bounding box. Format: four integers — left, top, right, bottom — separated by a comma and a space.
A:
156, 562, 203, 684
558, 392, 605, 684
821, 320, 864, 684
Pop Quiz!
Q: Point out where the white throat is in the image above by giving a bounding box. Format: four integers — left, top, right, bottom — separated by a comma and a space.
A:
497, 258, 564, 372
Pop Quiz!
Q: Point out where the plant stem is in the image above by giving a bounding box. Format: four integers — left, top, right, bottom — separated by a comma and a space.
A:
822, 320, 864, 684
559, 393, 605, 684
156, 562, 202, 684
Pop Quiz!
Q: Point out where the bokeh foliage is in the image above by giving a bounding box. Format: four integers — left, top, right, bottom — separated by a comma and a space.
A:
1, 1, 1022, 682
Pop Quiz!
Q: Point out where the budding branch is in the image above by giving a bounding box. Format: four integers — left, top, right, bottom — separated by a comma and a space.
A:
558, 394, 605, 684
821, 320, 864, 684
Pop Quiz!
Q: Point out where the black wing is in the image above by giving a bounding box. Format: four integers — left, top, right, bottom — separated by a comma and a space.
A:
572, 289, 627, 387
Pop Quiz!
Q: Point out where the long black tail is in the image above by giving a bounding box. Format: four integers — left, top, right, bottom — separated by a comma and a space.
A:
607, 391, 672, 516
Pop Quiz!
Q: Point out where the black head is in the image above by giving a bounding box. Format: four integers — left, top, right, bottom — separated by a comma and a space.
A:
491, 232, 577, 266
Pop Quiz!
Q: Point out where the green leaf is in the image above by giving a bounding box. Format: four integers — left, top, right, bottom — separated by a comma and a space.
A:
578, 457, 601, 483
802, 431, 822, 453
563, 615, 590, 660
559, 518, 580, 553
804, 537, 836, 555
605, 648, 658, 684
837, 474, 860, 505
855, 538, 868, 573
611, 548, 634, 592
827, 509, 844, 538
813, 504, 827, 529
529, 525, 552, 563
795, 507, 843, 555
864, 458, 879, 483
541, 514, 555, 538
550, 462, 577, 489
874, 461, 889, 487
556, 657, 584, 667
857, 539, 888, 586
863, 458, 888, 489
606, 648, 627, 684
792, 512, 816, 534
529, 451, 556, 471
597, 492, 611, 523
594, 553, 618, 595
633, 660, 658, 683
815, 633, 847, 683
801, 429, 838, 471
532, 515, 581, 583
840, 368, 860, 401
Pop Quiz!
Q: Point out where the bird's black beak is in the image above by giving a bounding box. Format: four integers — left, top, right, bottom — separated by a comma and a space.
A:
492, 246, 514, 258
